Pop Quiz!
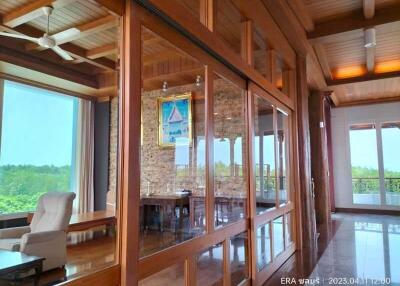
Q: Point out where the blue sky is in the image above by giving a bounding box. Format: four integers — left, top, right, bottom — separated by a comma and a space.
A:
350, 127, 400, 172
0, 81, 76, 167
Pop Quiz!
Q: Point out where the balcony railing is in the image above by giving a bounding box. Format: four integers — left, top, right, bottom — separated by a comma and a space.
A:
352, 177, 400, 205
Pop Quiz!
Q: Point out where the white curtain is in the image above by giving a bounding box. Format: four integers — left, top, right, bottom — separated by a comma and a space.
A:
73, 99, 94, 214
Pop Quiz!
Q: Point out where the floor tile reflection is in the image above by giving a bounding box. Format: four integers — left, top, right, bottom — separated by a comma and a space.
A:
264, 213, 400, 286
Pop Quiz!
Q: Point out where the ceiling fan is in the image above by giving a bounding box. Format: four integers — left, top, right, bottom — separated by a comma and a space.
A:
0, 6, 73, 61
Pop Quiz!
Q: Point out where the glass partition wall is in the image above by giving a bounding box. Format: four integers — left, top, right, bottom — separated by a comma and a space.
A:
134, 5, 296, 286
249, 83, 295, 285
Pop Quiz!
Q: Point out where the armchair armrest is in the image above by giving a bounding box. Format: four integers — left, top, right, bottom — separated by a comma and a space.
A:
21, 230, 65, 245
0, 226, 30, 239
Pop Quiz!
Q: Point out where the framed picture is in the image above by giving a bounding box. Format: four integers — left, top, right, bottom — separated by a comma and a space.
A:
158, 92, 192, 147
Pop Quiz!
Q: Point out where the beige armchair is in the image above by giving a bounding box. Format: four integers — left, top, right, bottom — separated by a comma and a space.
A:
0, 192, 76, 271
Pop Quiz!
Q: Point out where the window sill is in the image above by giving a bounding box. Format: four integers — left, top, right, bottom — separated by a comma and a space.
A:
0, 212, 29, 221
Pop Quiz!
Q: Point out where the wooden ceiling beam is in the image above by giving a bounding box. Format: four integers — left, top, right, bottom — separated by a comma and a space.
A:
25, 15, 118, 51
230, 0, 296, 69
90, 0, 124, 16
327, 70, 400, 86
2, 0, 78, 28
285, 0, 314, 32
0, 44, 98, 88
313, 43, 332, 80
87, 43, 118, 59
308, 5, 400, 41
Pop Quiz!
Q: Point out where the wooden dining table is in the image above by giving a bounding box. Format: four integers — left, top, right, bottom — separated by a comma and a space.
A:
140, 194, 190, 232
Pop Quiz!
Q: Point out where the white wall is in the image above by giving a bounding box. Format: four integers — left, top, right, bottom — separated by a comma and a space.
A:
331, 102, 400, 210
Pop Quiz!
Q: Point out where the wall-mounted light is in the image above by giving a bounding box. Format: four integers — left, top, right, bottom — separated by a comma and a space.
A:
162, 81, 168, 92
364, 28, 376, 48
195, 75, 202, 87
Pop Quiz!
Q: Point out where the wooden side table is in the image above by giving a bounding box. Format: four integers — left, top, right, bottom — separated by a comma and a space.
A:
0, 249, 45, 286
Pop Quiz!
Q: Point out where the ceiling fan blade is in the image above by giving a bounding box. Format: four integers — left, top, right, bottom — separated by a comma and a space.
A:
0, 32, 39, 43
52, 28, 81, 45
51, 46, 74, 61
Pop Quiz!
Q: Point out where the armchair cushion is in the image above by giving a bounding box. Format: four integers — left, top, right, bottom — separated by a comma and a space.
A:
21, 230, 64, 245
20, 231, 67, 271
0, 226, 30, 239
30, 192, 75, 233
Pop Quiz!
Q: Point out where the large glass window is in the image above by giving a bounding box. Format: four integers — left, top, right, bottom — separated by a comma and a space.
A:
381, 122, 400, 206
350, 122, 400, 206
213, 73, 247, 228
0, 80, 78, 215
349, 124, 380, 205
140, 26, 206, 257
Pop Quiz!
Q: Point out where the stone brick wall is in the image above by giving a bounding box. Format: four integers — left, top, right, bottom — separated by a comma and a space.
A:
107, 96, 118, 210
141, 79, 247, 198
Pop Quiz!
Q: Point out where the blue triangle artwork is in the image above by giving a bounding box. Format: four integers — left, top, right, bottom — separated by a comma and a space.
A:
159, 93, 191, 147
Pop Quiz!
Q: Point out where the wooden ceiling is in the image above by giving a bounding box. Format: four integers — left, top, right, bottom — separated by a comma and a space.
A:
0, 0, 399, 106
0, 0, 123, 99
302, 0, 400, 106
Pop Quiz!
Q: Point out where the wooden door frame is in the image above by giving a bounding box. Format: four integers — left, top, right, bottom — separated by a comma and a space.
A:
122, 3, 251, 285
248, 82, 297, 286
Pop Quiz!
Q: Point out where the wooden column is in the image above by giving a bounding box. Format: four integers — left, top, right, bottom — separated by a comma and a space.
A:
241, 20, 253, 66
324, 96, 336, 213
294, 55, 316, 249
309, 91, 331, 226
120, 1, 141, 285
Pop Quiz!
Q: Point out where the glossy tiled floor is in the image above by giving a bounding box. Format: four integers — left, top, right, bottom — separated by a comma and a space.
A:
264, 213, 400, 286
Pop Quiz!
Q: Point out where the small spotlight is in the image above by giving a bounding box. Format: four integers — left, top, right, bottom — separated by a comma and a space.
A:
364, 28, 376, 48
162, 81, 168, 92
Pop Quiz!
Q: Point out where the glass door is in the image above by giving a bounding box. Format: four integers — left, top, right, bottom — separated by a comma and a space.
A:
248, 83, 295, 285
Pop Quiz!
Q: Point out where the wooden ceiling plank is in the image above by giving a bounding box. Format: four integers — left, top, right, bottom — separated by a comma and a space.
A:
89, 0, 124, 16
285, 0, 314, 32
87, 43, 118, 59
25, 14, 118, 51
2, 0, 79, 28
308, 5, 400, 41
313, 43, 332, 80
363, 0, 375, 20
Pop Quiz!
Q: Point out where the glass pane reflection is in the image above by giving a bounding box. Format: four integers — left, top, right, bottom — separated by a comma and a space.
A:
285, 212, 294, 248
140, 26, 206, 258
273, 216, 284, 257
197, 243, 224, 286
254, 95, 276, 214
230, 232, 249, 285
277, 110, 290, 205
257, 223, 271, 271
213, 74, 247, 228
139, 263, 184, 286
